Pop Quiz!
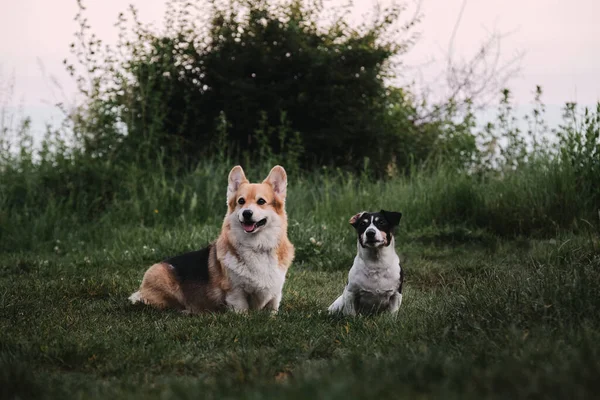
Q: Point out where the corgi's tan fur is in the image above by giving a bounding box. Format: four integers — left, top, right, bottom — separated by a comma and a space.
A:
129, 165, 294, 313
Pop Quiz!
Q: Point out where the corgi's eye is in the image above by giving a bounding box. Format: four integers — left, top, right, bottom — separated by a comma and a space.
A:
257, 198, 266, 205
238, 198, 245, 205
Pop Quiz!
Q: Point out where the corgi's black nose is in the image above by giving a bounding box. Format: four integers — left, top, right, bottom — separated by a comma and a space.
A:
242, 210, 253, 220
366, 230, 376, 239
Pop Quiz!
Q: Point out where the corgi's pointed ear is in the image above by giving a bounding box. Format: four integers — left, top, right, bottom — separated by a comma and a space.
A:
381, 210, 402, 227
349, 211, 367, 228
227, 166, 248, 200
263, 165, 287, 198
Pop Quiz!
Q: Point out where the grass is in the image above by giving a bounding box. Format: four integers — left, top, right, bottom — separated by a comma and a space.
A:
1, 123, 599, 398
1, 14, 598, 396
1, 219, 599, 399
3, 156, 599, 255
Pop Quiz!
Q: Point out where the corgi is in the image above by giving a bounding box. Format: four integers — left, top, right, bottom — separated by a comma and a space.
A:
128, 165, 294, 313
328, 210, 403, 316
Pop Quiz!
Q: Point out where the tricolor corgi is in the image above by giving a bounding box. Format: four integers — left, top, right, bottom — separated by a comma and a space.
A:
129, 165, 294, 313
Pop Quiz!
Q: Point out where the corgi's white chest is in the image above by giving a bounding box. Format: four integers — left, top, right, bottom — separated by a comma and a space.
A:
224, 249, 286, 294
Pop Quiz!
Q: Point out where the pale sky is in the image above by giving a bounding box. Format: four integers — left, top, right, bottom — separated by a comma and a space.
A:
1, 0, 599, 137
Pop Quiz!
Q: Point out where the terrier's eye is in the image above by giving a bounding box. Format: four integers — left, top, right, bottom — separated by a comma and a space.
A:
257, 198, 266, 205
360, 220, 368, 227
238, 198, 245, 205
377, 219, 387, 226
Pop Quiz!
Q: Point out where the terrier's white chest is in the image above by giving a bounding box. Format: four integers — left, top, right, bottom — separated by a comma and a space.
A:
350, 260, 400, 292
351, 261, 400, 306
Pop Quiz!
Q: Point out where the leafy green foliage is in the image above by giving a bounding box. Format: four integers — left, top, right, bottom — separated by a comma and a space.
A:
557, 102, 600, 209
2, 89, 600, 252
64, 0, 432, 171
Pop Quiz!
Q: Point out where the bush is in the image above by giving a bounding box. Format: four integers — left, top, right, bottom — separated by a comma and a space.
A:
66, 0, 436, 171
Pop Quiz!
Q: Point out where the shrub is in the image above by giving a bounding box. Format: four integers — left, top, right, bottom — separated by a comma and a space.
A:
66, 0, 431, 171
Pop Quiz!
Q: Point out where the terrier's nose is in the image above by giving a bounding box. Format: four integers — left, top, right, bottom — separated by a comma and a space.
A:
242, 210, 253, 220
366, 230, 376, 239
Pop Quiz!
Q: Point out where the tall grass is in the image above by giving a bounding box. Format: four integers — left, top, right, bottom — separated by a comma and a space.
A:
1, 149, 598, 255
1, 87, 599, 255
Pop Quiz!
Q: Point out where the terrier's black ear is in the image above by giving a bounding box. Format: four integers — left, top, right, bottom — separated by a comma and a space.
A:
381, 210, 402, 227
349, 212, 366, 229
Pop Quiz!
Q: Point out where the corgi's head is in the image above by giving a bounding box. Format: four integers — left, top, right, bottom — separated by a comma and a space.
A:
225, 165, 288, 246
349, 210, 402, 248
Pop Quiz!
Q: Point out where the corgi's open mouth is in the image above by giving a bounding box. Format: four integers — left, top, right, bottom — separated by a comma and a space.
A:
241, 218, 267, 233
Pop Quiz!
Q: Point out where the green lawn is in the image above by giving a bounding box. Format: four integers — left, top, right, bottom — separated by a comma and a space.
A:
1, 226, 599, 399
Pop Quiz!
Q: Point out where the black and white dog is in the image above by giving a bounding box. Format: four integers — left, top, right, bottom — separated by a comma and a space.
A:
328, 210, 403, 316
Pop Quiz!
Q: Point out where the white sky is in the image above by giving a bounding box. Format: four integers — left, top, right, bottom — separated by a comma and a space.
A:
1, 0, 599, 136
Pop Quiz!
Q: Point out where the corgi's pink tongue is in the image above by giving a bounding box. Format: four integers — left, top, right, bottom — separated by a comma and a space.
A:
242, 223, 256, 232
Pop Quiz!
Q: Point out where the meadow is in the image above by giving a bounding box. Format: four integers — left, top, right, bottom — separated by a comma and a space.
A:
1, 1, 599, 397
1, 161, 600, 399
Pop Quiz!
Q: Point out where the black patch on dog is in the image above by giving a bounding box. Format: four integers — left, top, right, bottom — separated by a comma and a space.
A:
353, 292, 362, 312
165, 245, 212, 282
350, 210, 402, 247
398, 266, 404, 294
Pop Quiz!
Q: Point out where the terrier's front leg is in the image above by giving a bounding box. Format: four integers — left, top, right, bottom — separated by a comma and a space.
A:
341, 288, 357, 316
328, 294, 344, 314
389, 292, 403, 314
